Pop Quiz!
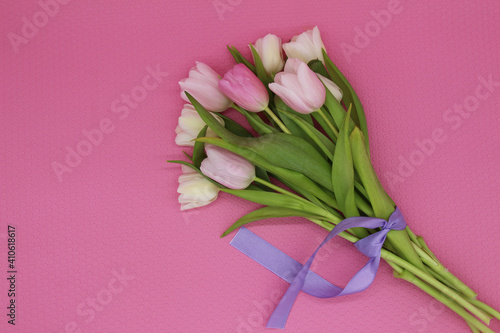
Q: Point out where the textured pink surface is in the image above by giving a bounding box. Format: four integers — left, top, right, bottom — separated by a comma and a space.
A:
1, 0, 499, 332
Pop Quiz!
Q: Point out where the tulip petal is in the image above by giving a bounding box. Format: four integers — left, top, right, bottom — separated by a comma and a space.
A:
269, 82, 313, 114
194, 61, 221, 83
297, 62, 326, 109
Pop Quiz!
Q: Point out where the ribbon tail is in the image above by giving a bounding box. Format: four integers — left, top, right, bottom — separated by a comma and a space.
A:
339, 255, 381, 296
266, 265, 309, 328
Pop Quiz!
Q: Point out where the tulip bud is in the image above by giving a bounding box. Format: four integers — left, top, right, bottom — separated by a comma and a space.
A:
251, 34, 285, 75
269, 58, 326, 114
175, 104, 225, 147
179, 62, 232, 112
218, 64, 269, 112
316, 74, 343, 102
200, 144, 255, 190
177, 165, 219, 210
282, 26, 326, 64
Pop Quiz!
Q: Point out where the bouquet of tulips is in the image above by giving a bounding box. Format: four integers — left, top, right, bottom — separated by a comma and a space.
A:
170, 27, 499, 332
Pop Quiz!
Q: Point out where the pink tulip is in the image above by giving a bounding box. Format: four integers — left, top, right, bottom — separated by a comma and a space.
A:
200, 144, 255, 190
218, 64, 269, 112
179, 62, 232, 112
282, 26, 326, 64
269, 58, 326, 114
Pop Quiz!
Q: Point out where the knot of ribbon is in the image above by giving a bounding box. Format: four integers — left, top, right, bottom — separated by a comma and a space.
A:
230, 207, 407, 329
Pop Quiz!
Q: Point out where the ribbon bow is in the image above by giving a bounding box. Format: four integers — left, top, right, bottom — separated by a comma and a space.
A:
230, 207, 407, 329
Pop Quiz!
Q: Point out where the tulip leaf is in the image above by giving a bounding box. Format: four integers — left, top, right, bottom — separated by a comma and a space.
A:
192, 126, 208, 168
221, 206, 328, 237
276, 177, 343, 220
238, 133, 333, 191
186, 92, 244, 144
221, 189, 329, 217
312, 112, 337, 143
254, 166, 271, 190
308, 59, 330, 77
249, 44, 273, 85
227, 46, 256, 72
182, 151, 193, 161
218, 114, 253, 137
350, 127, 394, 219
194, 137, 339, 210
278, 108, 335, 161
332, 108, 358, 217
322, 49, 370, 155
236, 106, 278, 135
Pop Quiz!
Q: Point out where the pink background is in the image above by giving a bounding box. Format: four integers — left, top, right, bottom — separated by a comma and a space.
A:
1, 0, 499, 332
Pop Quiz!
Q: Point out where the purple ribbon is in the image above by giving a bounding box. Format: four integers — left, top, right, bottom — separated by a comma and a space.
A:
230, 207, 406, 329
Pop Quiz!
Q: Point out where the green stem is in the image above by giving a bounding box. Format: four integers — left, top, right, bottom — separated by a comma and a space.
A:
311, 218, 497, 331
317, 108, 339, 138
395, 270, 494, 333
264, 107, 291, 134
412, 236, 477, 299
254, 177, 341, 223
470, 299, 500, 321
382, 251, 491, 324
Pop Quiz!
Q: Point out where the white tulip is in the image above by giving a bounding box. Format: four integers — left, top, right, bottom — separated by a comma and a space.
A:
175, 104, 224, 147
282, 26, 326, 64
316, 74, 343, 102
251, 34, 285, 75
177, 165, 219, 211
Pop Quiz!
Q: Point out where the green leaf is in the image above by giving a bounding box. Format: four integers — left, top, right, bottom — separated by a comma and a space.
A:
221, 206, 328, 237
218, 114, 253, 137
254, 166, 271, 190
323, 49, 370, 154
221, 189, 329, 217
332, 108, 358, 217
192, 126, 208, 168
182, 151, 193, 161
194, 137, 338, 209
278, 108, 335, 161
312, 112, 337, 143
307, 59, 330, 77
235, 106, 278, 135
249, 44, 272, 85
227, 46, 256, 72
186, 92, 243, 144
331, 110, 369, 238
238, 133, 334, 191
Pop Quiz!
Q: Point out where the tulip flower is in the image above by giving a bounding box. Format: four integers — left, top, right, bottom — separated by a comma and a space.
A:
251, 34, 285, 75
218, 64, 269, 112
316, 74, 343, 102
282, 26, 326, 64
179, 62, 232, 112
269, 58, 326, 114
175, 104, 225, 147
177, 165, 219, 210
200, 144, 255, 190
